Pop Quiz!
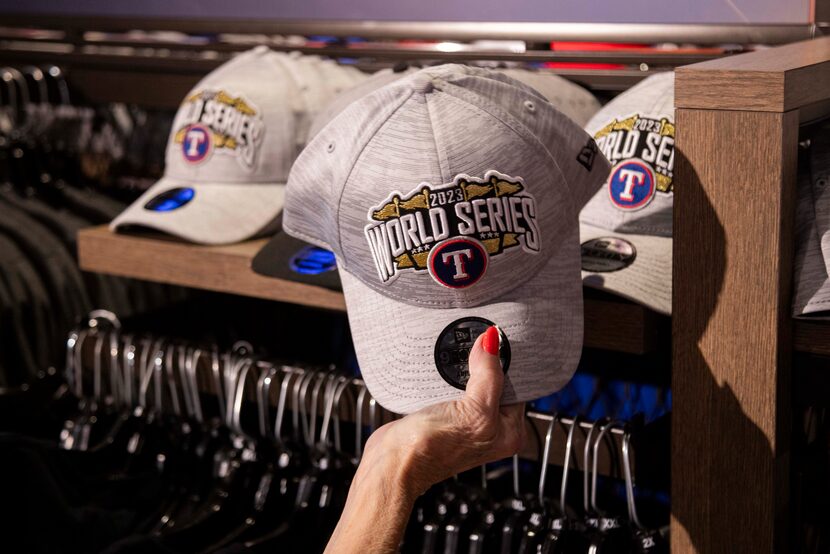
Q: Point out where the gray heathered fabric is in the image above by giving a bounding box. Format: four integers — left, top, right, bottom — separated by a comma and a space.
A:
283, 64, 610, 412
578, 71, 675, 315
793, 122, 830, 318
500, 68, 601, 127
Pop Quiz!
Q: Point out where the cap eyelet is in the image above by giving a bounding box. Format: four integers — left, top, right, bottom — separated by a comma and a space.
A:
326, 142, 336, 153
818, 178, 827, 188
523, 100, 536, 113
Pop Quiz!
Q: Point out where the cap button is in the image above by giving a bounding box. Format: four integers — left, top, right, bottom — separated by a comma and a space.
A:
252, 45, 270, 55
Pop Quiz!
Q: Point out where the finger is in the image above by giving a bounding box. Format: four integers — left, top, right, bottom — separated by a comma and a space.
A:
464, 326, 504, 417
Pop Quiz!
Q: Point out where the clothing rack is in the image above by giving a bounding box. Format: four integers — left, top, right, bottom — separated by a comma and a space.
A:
64, 314, 663, 487
3, 19, 830, 553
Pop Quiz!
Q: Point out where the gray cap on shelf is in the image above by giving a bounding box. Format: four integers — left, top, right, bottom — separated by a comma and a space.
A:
579, 71, 675, 316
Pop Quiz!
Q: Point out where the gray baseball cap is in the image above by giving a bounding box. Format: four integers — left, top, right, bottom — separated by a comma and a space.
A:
793, 123, 830, 318
500, 68, 600, 127
254, 65, 602, 284
282, 64, 610, 413
579, 72, 675, 315
111, 48, 365, 245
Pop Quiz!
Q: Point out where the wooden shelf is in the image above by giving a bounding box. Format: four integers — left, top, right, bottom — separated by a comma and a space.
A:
794, 320, 830, 357
78, 226, 666, 355
78, 226, 346, 312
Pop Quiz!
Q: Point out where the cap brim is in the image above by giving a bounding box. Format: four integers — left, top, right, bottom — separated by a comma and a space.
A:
110, 177, 285, 245
252, 228, 342, 291
339, 227, 584, 414
579, 222, 672, 316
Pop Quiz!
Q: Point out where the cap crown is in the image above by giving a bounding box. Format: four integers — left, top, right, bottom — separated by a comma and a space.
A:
284, 64, 609, 308
580, 72, 675, 237
163, 49, 304, 184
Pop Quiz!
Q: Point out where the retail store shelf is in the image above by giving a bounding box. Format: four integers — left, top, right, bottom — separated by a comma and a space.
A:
78, 226, 666, 355
794, 320, 830, 357
77, 225, 346, 312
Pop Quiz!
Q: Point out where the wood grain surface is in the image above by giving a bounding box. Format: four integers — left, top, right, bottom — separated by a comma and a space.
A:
78, 226, 348, 311
672, 108, 799, 554
675, 36, 830, 112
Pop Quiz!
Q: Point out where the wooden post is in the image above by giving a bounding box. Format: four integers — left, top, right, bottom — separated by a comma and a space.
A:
672, 37, 830, 553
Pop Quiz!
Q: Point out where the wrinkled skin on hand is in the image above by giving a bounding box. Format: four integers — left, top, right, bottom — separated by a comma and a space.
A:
361, 327, 527, 498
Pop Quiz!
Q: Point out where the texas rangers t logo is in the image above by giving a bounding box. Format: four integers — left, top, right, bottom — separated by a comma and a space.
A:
608, 160, 656, 210
182, 124, 211, 164
428, 238, 488, 289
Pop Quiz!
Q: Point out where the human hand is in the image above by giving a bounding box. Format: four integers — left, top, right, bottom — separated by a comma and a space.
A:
361, 325, 527, 499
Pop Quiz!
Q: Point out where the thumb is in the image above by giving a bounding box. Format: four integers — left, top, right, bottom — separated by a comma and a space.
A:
464, 326, 504, 417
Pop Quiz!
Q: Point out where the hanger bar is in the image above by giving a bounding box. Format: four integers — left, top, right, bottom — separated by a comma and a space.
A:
0, 17, 816, 45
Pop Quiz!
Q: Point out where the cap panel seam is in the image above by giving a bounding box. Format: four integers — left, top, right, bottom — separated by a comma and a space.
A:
334, 87, 416, 268
425, 92, 451, 185
437, 78, 578, 218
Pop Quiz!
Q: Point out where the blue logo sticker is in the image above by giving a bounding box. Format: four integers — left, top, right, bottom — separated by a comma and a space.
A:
181, 124, 212, 164
428, 238, 488, 289
608, 160, 656, 210
143, 187, 195, 212
289, 246, 336, 275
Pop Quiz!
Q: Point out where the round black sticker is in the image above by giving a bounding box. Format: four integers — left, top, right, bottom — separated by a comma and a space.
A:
580, 237, 636, 272
434, 317, 510, 390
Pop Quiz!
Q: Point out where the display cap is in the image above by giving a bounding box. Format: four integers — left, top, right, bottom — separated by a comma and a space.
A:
792, 122, 830, 318
281, 64, 610, 413
110, 48, 365, 245
499, 68, 600, 126
254, 64, 601, 284
578, 72, 675, 315
253, 64, 419, 283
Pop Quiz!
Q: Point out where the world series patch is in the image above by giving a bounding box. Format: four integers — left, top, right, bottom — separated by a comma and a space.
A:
593, 113, 674, 211
173, 89, 265, 169
364, 171, 540, 287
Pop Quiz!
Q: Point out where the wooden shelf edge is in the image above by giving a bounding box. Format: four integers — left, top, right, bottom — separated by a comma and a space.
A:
675, 36, 830, 113
78, 226, 664, 355
78, 226, 347, 312
794, 319, 830, 357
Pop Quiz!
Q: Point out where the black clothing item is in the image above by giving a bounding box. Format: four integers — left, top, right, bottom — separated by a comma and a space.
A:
0, 205, 91, 368
0, 234, 53, 384
61, 186, 128, 224
0, 191, 133, 315
0, 433, 166, 554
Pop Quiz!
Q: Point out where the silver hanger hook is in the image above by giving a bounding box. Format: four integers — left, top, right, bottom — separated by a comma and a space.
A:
42, 65, 70, 105
329, 377, 354, 453
559, 416, 580, 512
162, 345, 182, 417
121, 334, 135, 408
583, 418, 607, 514
355, 384, 369, 460
138, 338, 163, 412
1, 69, 19, 111
256, 362, 277, 438
292, 369, 314, 440
21, 66, 47, 105
622, 429, 643, 529
185, 347, 205, 424
176, 345, 195, 419
319, 375, 348, 447
303, 372, 329, 448
274, 367, 300, 446
210, 348, 226, 422
538, 413, 560, 504
591, 420, 623, 515
108, 330, 123, 407
230, 358, 256, 437
92, 331, 105, 406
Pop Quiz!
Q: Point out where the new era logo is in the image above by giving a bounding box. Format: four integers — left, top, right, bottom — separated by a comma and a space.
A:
577, 139, 599, 171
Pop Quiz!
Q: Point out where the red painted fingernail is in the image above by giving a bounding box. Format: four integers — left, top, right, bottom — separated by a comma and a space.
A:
482, 326, 500, 356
